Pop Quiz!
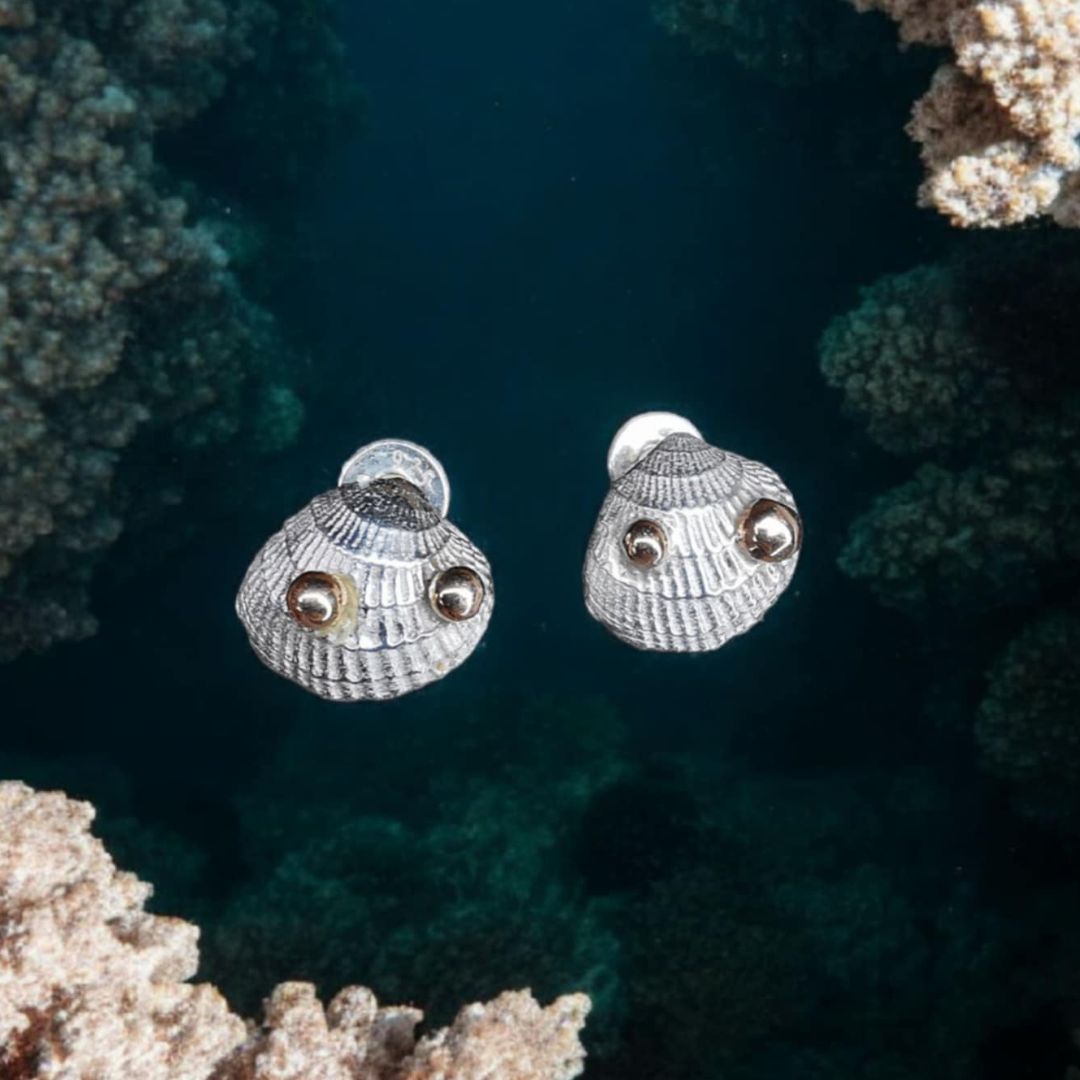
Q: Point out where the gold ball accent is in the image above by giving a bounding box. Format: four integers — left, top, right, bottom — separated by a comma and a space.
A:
286, 571, 347, 630
738, 499, 802, 562
430, 566, 485, 622
623, 519, 667, 568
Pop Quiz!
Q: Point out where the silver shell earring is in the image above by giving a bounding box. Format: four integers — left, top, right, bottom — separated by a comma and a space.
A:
236, 439, 493, 701
583, 412, 801, 652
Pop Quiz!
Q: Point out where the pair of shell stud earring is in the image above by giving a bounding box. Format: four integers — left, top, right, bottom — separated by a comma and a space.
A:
236, 412, 802, 703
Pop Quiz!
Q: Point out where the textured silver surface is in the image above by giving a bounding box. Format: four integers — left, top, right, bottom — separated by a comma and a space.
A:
338, 439, 451, 518
236, 477, 493, 701
583, 430, 799, 652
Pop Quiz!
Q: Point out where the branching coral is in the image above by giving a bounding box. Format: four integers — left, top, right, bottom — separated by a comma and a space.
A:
976, 612, 1080, 830
0, 1, 302, 660
0, 781, 591, 1080
850, 0, 1080, 226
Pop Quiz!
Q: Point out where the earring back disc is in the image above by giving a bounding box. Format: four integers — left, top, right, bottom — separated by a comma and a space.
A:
607, 412, 704, 482
338, 438, 451, 518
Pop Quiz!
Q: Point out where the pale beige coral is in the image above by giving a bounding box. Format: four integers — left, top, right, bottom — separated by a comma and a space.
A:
0, 781, 245, 1078
909, 63, 1069, 225
850, 0, 956, 45
214, 983, 423, 1080
398, 991, 590, 1080
0, 781, 591, 1080
216, 984, 590, 1080
850, 0, 1080, 225
951, 0, 1080, 149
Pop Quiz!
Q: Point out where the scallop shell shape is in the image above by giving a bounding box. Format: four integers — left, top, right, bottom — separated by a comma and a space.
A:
236, 477, 493, 701
583, 432, 799, 652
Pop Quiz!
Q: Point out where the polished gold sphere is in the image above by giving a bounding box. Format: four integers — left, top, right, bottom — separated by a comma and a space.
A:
738, 499, 802, 562
430, 566, 485, 622
623, 519, 667, 568
286, 571, 348, 630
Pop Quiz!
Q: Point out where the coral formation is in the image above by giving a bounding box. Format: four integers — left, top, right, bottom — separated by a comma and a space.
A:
0, 0, 302, 661
0, 780, 245, 1077
0, 781, 591, 1080
216, 984, 589, 1080
580, 760, 1018, 1080
7, 717, 1080, 1078
203, 697, 624, 1041
819, 264, 1012, 453
821, 249, 1080, 612
821, 231, 1080, 846
849, 0, 1080, 225
838, 455, 1080, 610
616, 860, 803, 1078
821, 238, 1080, 844
976, 612, 1080, 831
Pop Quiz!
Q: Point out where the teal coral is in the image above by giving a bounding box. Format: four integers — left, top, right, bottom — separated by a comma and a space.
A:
820, 264, 1014, 454
0, 0, 301, 659
201, 697, 626, 1045
838, 455, 1080, 611
822, 235, 1080, 840
976, 612, 1080, 831
822, 246, 1080, 612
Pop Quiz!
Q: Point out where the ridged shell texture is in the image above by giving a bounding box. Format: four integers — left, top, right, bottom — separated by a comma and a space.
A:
583, 433, 798, 652
236, 478, 493, 701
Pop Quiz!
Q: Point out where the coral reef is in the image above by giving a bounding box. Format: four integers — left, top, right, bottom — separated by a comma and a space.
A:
0, 0, 302, 661
838, 455, 1080, 610
0, 780, 591, 1080
8, 719, 1080, 1078
821, 233, 1080, 845
614, 859, 804, 1079
216, 984, 590, 1080
976, 612, 1080, 831
819, 264, 1013, 454
821, 247, 1080, 612
203, 697, 624, 1042
577, 760, 1020, 1080
849, 0, 1080, 226
0, 780, 246, 1077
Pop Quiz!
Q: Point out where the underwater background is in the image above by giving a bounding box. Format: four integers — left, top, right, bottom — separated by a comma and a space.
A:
2, 0, 1080, 1076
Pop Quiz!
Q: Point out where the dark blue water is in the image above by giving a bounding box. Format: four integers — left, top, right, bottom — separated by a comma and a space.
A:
4, 1, 1079, 1077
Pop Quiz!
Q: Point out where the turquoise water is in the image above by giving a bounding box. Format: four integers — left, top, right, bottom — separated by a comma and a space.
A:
3, 1, 1080, 1076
